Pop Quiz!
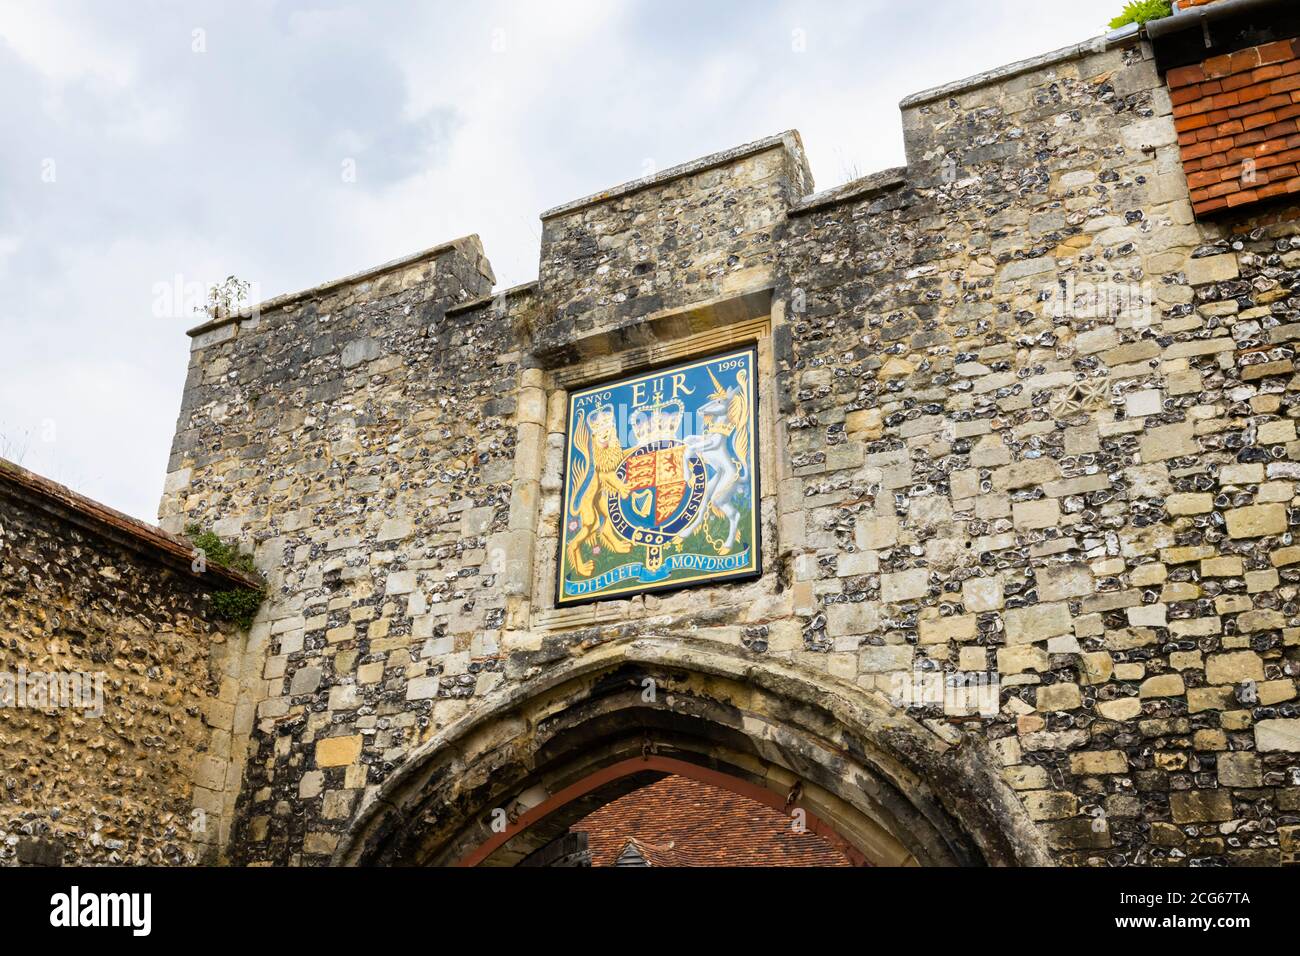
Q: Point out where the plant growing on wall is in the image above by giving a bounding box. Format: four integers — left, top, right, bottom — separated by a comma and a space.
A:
184, 524, 264, 628
185, 524, 257, 574
209, 588, 266, 629
202, 275, 252, 320
1108, 0, 1172, 29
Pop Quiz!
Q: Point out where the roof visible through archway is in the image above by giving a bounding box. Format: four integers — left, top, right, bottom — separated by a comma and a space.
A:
573, 774, 853, 867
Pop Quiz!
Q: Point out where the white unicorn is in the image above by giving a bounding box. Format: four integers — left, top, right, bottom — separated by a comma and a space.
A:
680, 367, 751, 553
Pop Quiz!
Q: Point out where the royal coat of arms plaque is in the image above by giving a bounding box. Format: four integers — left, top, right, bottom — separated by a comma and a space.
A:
557, 346, 760, 605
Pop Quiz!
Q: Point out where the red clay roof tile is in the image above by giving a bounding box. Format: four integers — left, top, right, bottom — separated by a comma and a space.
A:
572, 775, 854, 867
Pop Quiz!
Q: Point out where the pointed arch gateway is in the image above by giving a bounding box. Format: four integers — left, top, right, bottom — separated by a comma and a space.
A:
333, 639, 1052, 867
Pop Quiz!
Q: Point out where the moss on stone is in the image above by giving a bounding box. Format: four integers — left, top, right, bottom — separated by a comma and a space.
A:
210, 586, 266, 629
183, 524, 264, 627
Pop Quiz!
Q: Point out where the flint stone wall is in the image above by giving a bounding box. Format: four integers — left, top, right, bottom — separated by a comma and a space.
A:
0, 466, 254, 865
162, 33, 1300, 866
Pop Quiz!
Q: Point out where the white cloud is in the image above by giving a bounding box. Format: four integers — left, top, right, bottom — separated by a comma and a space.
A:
0, 0, 135, 86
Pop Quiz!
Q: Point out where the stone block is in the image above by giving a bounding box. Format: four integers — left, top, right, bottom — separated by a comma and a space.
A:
1255, 719, 1300, 752
1004, 602, 1071, 644
1139, 421, 1197, 463
1139, 673, 1186, 698
880, 568, 929, 603
1037, 682, 1082, 712
859, 645, 913, 673
1070, 750, 1128, 775
1258, 419, 1297, 445
289, 666, 323, 696
1012, 497, 1060, 530
993, 459, 1058, 492
1166, 493, 1213, 515
1024, 791, 1079, 822
1225, 503, 1287, 539
1184, 254, 1239, 286
1170, 790, 1234, 823
826, 601, 881, 635
1205, 651, 1265, 685
963, 575, 1004, 611
1036, 564, 1094, 602
1097, 697, 1142, 721
1125, 390, 1163, 417
315, 735, 363, 768
918, 613, 978, 644
1217, 752, 1262, 788
385, 570, 417, 594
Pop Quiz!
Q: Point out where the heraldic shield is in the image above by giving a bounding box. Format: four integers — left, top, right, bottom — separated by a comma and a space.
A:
557, 346, 761, 605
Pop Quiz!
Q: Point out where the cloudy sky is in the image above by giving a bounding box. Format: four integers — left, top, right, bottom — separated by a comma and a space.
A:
0, 0, 1120, 521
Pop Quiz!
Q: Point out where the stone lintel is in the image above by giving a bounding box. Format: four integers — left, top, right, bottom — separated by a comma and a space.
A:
540, 286, 773, 383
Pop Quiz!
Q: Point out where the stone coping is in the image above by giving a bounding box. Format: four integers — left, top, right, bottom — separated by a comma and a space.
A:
899, 23, 1142, 108
539, 130, 812, 221
790, 166, 909, 216
0, 457, 262, 591
445, 279, 539, 317
185, 235, 482, 338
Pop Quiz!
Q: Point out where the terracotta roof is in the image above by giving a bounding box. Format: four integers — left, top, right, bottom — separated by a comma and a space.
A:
613, 838, 681, 867
573, 775, 853, 867
0, 457, 262, 590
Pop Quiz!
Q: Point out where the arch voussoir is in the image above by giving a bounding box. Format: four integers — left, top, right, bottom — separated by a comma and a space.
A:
333, 639, 1051, 868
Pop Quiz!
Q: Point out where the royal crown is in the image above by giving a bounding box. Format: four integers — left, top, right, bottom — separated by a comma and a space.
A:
588, 402, 617, 428
630, 399, 684, 445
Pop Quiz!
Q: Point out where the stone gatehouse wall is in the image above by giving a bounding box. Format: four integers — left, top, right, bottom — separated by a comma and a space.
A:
161, 29, 1300, 866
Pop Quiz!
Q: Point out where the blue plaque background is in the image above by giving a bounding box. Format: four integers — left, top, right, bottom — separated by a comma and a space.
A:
557, 346, 760, 605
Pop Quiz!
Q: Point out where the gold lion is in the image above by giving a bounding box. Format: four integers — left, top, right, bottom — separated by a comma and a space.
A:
566, 405, 633, 577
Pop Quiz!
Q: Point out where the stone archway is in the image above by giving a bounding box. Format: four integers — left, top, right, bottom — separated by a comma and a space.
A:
333, 639, 1052, 867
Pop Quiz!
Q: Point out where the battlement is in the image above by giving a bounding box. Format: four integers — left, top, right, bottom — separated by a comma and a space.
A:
11, 4, 1300, 870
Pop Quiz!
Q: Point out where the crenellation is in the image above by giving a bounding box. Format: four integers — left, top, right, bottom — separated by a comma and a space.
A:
9, 9, 1300, 869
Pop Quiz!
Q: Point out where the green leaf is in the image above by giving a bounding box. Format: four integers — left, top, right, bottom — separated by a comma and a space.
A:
1108, 0, 1173, 30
